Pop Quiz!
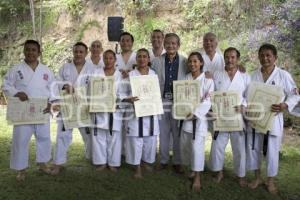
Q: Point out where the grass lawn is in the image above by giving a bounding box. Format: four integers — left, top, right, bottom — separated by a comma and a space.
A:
0, 106, 299, 200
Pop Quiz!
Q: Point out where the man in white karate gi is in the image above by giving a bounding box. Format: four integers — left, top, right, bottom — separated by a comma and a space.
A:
2, 40, 56, 181
51, 42, 95, 175
209, 47, 250, 187
246, 43, 299, 194
115, 32, 137, 77
152, 33, 187, 173
87, 40, 104, 68
198, 32, 225, 73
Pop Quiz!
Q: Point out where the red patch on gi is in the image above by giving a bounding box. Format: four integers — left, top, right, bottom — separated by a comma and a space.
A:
43, 74, 48, 81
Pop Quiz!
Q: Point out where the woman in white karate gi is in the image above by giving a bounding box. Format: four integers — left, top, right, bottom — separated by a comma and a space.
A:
51, 42, 95, 175
180, 52, 214, 191
246, 43, 299, 194
122, 48, 160, 178
91, 50, 124, 172
209, 47, 250, 187
2, 40, 56, 181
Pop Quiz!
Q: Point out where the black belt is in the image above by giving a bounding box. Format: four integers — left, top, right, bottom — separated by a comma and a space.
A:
178, 120, 184, 137
138, 116, 154, 138
192, 119, 197, 140
213, 131, 219, 140
94, 114, 97, 136
263, 131, 270, 156
252, 128, 255, 150
109, 113, 114, 135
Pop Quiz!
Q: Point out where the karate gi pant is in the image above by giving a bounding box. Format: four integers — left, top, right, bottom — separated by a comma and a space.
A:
209, 131, 246, 177
125, 136, 157, 165
159, 110, 181, 165
180, 131, 206, 172
92, 129, 122, 167
53, 120, 92, 165
246, 132, 282, 177
10, 122, 51, 170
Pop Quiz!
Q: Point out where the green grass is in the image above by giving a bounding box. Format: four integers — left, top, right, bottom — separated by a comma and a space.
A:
0, 106, 299, 200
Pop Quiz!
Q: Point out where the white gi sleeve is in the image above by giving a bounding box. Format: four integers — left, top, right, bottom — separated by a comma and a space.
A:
1, 67, 20, 97
193, 78, 214, 119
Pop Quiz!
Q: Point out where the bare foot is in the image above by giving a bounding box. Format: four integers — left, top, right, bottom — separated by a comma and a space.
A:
50, 165, 61, 175
155, 163, 168, 171
38, 164, 51, 174
108, 166, 118, 173
213, 171, 223, 183
16, 171, 26, 182
248, 178, 263, 189
95, 165, 106, 171
266, 181, 278, 195
133, 165, 142, 179
238, 177, 247, 187
192, 179, 201, 192
142, 162, 153, 172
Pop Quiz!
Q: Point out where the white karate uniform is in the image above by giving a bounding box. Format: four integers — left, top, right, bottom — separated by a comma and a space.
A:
198, 49, 225, 73
115, 51, 137, 156
123, 69, 160, 165
246, 66, 299, 177
209, 70, 250, 177
115, 52, 137, 71
86, 55, 104, 68
180, 73, 214, 172
2, 61, 56, 170
149, 48, 166, 62
152, 53, 187, 165
53, 61, 95, 165
91, 69, 124, 167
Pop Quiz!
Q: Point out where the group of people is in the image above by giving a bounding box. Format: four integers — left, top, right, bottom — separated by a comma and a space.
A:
2, 29, 299, 195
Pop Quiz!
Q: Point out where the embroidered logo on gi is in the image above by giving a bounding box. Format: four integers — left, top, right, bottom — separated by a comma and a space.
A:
292, 88, 299, 95
17, 70, 24, 79
43, 74, 49, 81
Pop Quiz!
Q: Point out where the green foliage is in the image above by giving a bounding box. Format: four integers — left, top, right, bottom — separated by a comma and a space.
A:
75, 20, 101, 41
60, 0, 84, 16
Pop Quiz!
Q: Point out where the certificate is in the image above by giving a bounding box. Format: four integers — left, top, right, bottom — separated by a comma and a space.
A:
290, 101, 300, 117
246, 82, 283, 134
172, 80, 200, 119
60, 87, 92, 129
6, 97, 49, 125
89, 76, 116, 112
130, 75, 164, 117
211, 91, 243, 132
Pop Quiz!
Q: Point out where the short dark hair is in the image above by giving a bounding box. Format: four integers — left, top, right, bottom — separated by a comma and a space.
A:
103, 49, 116, 59
119, 32, 134, 43
73, 42, 88, 51
258, 43, 277, 57
152, 29, 164, 37
188, 52, 205, 71
224, 47, 241, 59
136, 48, 151, 67
24, 40, 41, 52
164, 33, 180, 46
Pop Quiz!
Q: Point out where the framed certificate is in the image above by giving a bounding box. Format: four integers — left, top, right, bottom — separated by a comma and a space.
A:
6, 97, 49, 125
172, 80, 201, 120
130, 74, 164, 117
60, 87, 92, 129
211, 90, 243, 132
89, 76, 116, 113
246, 82, 283, 134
